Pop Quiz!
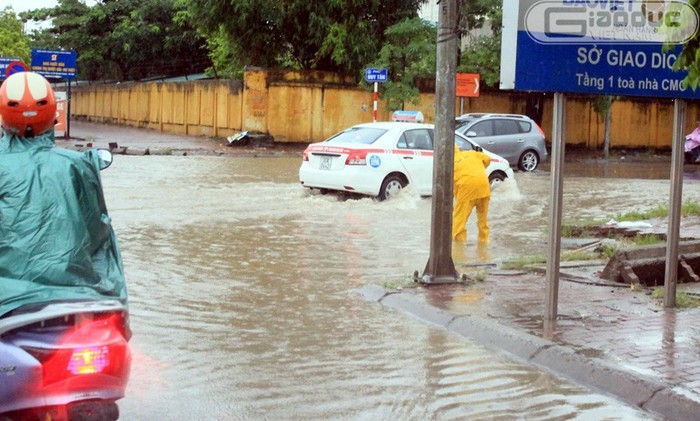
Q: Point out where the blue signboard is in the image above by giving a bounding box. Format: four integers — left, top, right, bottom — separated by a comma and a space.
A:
501, 0, 700, 99
0, 58, 22, 80
365, 68, 388, 83
31, 49, 77, 79
513, 35, 689, 98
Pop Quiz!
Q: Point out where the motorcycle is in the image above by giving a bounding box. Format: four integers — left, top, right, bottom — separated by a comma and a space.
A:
685, 125, 700, 164
0, 149, 131, 421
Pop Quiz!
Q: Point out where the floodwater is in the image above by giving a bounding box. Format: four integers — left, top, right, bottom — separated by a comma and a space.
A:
100, 154, 698, 420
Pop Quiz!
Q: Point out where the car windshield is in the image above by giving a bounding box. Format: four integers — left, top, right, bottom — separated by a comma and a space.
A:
326, 127, 387, 144
455, 119, 476, 130
455, 133, 476, 151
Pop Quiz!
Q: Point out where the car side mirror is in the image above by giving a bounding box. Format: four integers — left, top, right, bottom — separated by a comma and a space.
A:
96, 149, 113, 170
466, 131, 477, 137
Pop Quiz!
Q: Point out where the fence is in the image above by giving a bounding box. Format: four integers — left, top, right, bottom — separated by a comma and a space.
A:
69, 69, 700, 150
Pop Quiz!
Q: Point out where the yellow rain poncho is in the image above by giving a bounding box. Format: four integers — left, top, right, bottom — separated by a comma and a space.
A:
452, 146, 491, 243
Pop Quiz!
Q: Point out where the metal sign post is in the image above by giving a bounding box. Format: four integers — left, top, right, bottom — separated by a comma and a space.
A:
665, 99, 687, 307
373, 82, 378, 122
545, 92, 566, 326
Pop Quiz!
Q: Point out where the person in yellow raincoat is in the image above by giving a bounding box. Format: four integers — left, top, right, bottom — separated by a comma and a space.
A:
452, 145, 491, 243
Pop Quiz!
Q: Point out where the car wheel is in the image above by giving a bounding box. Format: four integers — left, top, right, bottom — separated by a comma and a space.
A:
488, 171, 506, 190
518, 150, 539, 172
379, 174, 406, 201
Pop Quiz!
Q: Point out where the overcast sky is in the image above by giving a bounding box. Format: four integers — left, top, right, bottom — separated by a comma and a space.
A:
3, 0, 97, 31
1, 0, 58, 13
2, 0, 97, 14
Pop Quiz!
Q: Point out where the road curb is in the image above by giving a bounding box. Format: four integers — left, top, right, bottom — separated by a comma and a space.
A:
358, 284, 700, 420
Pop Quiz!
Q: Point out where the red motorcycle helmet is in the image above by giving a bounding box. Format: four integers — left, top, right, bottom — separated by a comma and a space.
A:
0, 71, 57, 137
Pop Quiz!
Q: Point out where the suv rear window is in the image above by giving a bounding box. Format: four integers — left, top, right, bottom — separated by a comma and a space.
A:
517, 121, 531, 133
327, 127, 387, 144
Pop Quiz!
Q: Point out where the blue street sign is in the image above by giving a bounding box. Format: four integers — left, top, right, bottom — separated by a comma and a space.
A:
500, 0, 700, 99
0, 58, 23, 80
365, 68, 388, 83
31, 49, 77, 79
510, 33, 694, 99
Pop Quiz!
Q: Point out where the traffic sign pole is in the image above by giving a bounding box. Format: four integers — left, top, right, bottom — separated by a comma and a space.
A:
373, 82, 378, 122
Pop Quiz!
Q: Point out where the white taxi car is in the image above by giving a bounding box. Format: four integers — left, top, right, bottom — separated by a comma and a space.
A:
299, 122, 514, 200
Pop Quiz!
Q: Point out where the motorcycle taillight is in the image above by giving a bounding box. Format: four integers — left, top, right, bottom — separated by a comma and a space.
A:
67, 345, 111, 375
22, 316, 129, 386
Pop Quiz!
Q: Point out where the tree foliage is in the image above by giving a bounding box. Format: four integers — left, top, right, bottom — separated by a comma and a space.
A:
457, 0, 502, 36
182, 0, 424, 77
673, 0, 700, 89
366, 0, 502, 110
458, 34, 500, 88
21, 0, 209, 81
0, 7, 31, 64
369, 17, 437, 110
9, 0, 506, 91
457, 0, 502, 88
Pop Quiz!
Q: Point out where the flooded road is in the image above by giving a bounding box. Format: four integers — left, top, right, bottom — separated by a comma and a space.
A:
100, 155, 699, 420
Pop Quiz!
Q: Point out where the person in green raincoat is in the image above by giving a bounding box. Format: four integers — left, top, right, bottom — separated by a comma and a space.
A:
452, 145, 491, 243
0, 71, 127, 318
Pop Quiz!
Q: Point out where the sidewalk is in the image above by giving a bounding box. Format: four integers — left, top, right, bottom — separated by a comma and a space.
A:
60, 120, 306, 157
360, 260, 700, 420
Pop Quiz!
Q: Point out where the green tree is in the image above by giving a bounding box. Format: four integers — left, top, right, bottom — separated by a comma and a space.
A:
368, 17, 437, 111
593, 95, 615, 159
22, 0, 209, 81
366, 0, 502, 111
670, 0, 700, 89
182, 0, 424, 77
458, 34, 500, 88
457, 0, 501, 35
0, 7, 31, 64
457, 0, 502, 87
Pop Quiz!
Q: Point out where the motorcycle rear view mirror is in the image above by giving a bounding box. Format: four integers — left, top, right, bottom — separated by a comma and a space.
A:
96, 149, 113, 170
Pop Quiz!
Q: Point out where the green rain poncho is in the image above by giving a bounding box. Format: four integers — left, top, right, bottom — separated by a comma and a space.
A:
0, 131, 127, 318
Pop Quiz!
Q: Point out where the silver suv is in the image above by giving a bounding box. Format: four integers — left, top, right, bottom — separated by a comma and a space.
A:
455, 113, 547, 172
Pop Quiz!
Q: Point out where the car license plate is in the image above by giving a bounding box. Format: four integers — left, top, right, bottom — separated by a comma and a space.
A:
320, 156, 332, 170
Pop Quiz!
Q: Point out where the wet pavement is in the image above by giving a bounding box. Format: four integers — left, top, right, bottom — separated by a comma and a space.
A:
67, 120, 700, 420
361, 260, 700, 420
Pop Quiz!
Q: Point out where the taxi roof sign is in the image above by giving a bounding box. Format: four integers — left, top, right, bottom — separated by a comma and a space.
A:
392, 110, 424, 123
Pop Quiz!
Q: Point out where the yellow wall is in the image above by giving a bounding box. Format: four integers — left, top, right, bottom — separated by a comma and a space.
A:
69, 69, 700, 150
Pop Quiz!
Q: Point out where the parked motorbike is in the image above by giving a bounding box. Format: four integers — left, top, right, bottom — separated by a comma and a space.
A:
685, 124, 700, 164
0, 150, 131, 421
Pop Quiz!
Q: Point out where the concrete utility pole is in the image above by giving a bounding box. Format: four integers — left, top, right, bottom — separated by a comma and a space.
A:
420, 0, 460, 284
